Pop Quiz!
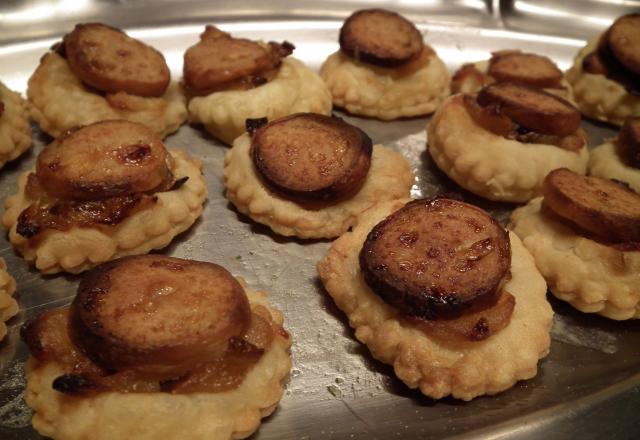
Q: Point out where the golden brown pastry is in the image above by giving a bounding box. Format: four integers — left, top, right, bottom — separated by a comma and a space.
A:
428, 84, 589, 202
28, 23, 186, 138
2, 120, 207, 274
0, 258, 18, 341
224, 113, 414, 238
320, 9, 450, 120
566, 14, 640, 126
589, 117, 640, 192
511, 168, 640, 320
186, 26, 331, 144
0, 81, 32, 168
22, 255, 291, 440
318, 198, 552, 401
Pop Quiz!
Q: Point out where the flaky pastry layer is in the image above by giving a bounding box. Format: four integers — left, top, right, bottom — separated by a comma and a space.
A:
566, 37, 640, 127
0, 81, 32, 168
3, 150, 207, 274
27, 52, 187, 138
320, 50, 450, 120
0, 258, 18, 341
317, 199, 552, 401
510, 197, 640, 320
427, 94, 588, 202
224, 134, 414, 239
25, 281, 292, 440
589, 141, 640, 193
188, 58, 332, 145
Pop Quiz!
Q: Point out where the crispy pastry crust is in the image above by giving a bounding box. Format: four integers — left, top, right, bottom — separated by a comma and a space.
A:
25, 282, 292, 440
3, 150, 207, 274
0, 258, 18, 341
0, 81, 32, 168
317, 199, 552, 401
27, 52, 187, 138
427, 94, 588, 202
510, 197, 640, 320
224, 134, 414, 239
320, 49, 450, 120
589, 141, 640, 193
188, 58, 332, 145
566, 37, 640, 126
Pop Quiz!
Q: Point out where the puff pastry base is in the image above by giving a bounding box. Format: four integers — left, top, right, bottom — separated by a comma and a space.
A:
427, 94, 589, 202
566, 37, 640, 127
0, 81, 32, 168
589, 141, 640, 193
317, 199, 552, 401
224, 134, 414, 239
188, 58, 332, 145
320, 49, 450, 120
27, 52, 187, 138
510, 197, 640, 320
25, 281, 292, 440
0, 258, 18, 341
3, 150, 207, 274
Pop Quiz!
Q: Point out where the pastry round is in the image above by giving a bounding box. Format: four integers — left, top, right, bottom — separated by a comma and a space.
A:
589, 141, 640, 193
510, 197, 640, 320
27, 52, 186, 138
0, 81, 32, 168
3, 149, 207, 274
566, 36, 640, 126
24, 278, 291, 440
318, 199, 552, 401
0, 258, 18, 341
224, 132, 414, 239
188, 58, 332, 145
427, 94, 588, 202
320, 48, 450, 120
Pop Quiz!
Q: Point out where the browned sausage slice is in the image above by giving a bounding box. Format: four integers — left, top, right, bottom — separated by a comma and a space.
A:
36, 120, 173, 201
72, 255, 252, 372
618, 117, 640, 168
463, 95, 515, 137
542, 168, 640, 242
607, 13, 640, 75
477, 82, 581, 137
64, 23, 170, 97
339, 9, 424, 67
360, 198, 511, 320
251, 113, 372, 202
488, 51, 563, 88
183, 26, 294, 96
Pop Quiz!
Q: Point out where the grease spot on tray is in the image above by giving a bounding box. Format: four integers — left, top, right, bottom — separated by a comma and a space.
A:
0, 360, 31, 429
551, 314, 617, 354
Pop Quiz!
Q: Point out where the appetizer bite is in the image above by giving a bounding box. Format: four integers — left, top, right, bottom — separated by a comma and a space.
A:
320, 9, 450, 120
28, 23, 186, 138
224, 113, 414, 239
566, 13, 640, 126
318, 198, 552, 401
428, 82, 589, 202
589, 117, 640, 192
511, 168, 640, 320
0, 81, 32, 168
0, 258, 18, 341
22, 255, 291, 440
3, 120, 206, 274
185, 26, 332, 144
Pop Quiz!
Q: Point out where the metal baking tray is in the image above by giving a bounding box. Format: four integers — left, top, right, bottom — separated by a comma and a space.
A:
0, 1, 639, 439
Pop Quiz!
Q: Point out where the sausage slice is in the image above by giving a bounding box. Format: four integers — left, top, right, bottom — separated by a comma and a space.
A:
64, 23, 170, 97
360, 198, 511, 320
183, 26, 294, 96
339, 9, 424, 67
36, 120, 173, 201
477, 82, 581, 137
72, 255, 252, 372
251, 113, 372, 202
606, 13, 640, 76
542, 168, 640, 243
618, 117, 640, 168
488, 51, 563, 88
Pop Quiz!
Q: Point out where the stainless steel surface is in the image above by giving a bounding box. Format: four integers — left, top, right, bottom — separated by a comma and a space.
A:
0, 1, 639, 439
